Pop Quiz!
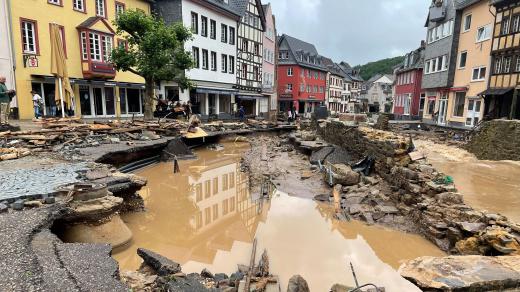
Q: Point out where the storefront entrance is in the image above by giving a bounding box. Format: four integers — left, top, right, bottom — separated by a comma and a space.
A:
438, 95, 448, 125
466, 99, 482, 127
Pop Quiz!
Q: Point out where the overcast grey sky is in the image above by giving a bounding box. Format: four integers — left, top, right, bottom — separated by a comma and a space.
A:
269, 0, 429, 66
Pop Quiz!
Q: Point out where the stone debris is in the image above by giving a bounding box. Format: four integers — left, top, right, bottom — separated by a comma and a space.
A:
137, 248, 182, 276
287, 275, 310, 292
317, 121, 520, 256
400, 255, 520, 291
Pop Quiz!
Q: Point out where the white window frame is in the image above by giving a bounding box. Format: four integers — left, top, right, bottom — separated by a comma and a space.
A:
48, 0, 61, 5
210, 51, 217, 71
424, 55, 449, 75
471, 66, 487, 82
287, 84, 292, 92
463, 14, 472, 32
229, 56, 234, 74
287, 67, 293, 76
73, 0, 85, 12
201, 49, 208, 70
115, 2, 125, 17
476, 24, 491, 43
80, 31, 88, 60
503, 56, 512, 73
221, 54, 227, 73
95, 0, 106, 18
21, 20, 37, 54
89, 32, 102, 61
495, 56, 503, 74
102, 35, 113, 62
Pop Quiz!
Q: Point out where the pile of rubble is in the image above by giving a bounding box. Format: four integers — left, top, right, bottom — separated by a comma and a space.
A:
0, 118, 186, 160
316, 121, 520, 256
122, 248, 287, 292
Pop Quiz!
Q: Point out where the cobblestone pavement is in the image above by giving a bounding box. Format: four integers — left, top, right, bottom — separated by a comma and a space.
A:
0, 162, 87, 200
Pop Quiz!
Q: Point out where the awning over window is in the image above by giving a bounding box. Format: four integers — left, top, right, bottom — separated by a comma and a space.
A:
478, 87, 514, 96
236, 94, 263, 100
196, 88, 237, 95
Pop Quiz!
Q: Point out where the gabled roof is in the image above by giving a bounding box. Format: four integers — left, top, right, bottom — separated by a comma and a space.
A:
278, 34, 327, 71
204, 0, 242, 18
337, 61, 364, 82
322, 57, 347, 78
230, 0, 266, 30
396, 44, 425, 74
76, 16, 115, 34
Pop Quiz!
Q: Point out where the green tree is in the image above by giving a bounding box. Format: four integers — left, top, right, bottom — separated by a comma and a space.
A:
112, 10, 193, 119
354, 56, 405, 81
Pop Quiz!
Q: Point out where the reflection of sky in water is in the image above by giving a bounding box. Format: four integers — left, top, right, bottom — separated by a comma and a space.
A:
114, 143, 442, 291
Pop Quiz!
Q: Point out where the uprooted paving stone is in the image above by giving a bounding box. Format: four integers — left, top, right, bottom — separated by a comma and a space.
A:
400, 255, 520, 291
137, 248, 182, 276
0, 205, 127, 292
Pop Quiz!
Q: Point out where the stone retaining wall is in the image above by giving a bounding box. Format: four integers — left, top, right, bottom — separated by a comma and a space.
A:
318, 121, 520, 255
466, 119, 520, 161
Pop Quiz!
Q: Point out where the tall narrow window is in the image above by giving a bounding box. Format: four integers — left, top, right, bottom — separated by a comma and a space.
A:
202, 49, 208, 70
192, 46, 199, 68
459, 51, 467, 68
210, 20, 216, 39
115, 2, 125, 18
287, 67, 293, 76
253, 66, 259, 81
516, 56, 520, 72
101, 35, 112, 62
503, 56, 512, 73
73, 0, 84, 12
21, 19, 38, 54
201, 16, 207, 37
229, 56, 234, 74
89, 32, 101, 61
254, 43, 259, 55
502, 16, 510, 35
191, 12, 198, 34
513, 15, 520, 33
495, 56, 502, 74
80, 31, 88, 60
229, 27, 235, 45
95, 0, 106, 17
221, 24, 228, 43
241, 63, 247, 78
221, 54, 227, 73
210, 51, 216, 71
463, 14, 472, 31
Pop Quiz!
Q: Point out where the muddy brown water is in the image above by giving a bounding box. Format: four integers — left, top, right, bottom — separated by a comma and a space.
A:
112, 142, 444, 291
414, 140, 520, 223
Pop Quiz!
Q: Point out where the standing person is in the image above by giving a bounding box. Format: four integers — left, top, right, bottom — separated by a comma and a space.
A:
49, 90, 56, 117
31, 90, 43, 119
239, 105, 245, 122
0, 76, 14, 124
185, 100, 192, 121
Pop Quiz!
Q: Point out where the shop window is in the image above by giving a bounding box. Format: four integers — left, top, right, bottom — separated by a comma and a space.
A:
453, 92, 465, 117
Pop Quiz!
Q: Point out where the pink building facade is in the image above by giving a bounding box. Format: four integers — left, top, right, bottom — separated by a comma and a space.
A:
262, 3, 277, 113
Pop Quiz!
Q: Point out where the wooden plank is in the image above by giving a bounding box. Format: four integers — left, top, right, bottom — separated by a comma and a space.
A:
244, 238, 257, 292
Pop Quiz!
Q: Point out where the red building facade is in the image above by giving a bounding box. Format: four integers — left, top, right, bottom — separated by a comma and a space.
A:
277, 34, 327, 115
277, 65, 326, 113
393, 46, 425, 119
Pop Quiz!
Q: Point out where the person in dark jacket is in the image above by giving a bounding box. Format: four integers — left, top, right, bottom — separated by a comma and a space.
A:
0, 76, 14, 124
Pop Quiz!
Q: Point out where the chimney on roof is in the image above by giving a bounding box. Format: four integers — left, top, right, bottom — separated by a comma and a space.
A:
420, 40, 426, 48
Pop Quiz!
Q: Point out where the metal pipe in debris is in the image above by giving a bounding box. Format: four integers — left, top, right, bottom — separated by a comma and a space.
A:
244, 238, 258, 292
350, 262, 359, 288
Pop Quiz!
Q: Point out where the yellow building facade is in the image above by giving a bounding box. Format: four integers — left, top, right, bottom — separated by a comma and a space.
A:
10, 0, 150, 119
447, 0, 494, 128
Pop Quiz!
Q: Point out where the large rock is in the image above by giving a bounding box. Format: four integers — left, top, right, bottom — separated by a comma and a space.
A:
287, 275, 310, 292
330, 164, 360, 186
400, 256, 520, 291
137, 248, 182, 276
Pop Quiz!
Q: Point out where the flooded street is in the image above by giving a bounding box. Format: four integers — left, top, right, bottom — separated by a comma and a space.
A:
113, 141, 444, 291
415, 140, 520, 223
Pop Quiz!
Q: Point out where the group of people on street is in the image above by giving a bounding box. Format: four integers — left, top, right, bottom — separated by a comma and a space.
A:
0, 76, 15, 124
171, 100, 192, 121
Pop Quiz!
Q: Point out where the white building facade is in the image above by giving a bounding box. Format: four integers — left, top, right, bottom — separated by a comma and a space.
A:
0, 0, 16, 106
155, 0, 240, 116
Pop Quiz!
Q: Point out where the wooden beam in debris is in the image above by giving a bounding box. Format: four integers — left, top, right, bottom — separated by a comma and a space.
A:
244, 238, 258, 292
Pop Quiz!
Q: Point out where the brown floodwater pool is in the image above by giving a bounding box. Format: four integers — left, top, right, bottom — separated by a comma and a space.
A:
112, 142, 444, 291
414, 139, 520, 223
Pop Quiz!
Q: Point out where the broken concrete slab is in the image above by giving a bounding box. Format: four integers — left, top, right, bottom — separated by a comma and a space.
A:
137, 248, 182, 276
400, 256, 520, 291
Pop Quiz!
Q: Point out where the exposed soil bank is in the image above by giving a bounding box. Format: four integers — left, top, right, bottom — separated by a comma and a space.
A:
113, 139, 444, 291
415, 139, 520, 223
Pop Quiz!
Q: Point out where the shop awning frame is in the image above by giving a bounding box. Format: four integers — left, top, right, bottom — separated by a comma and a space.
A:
478, 87, 514, 97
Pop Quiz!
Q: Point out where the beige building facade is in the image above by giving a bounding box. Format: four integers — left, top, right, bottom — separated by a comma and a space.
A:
447, 0, 494, 128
